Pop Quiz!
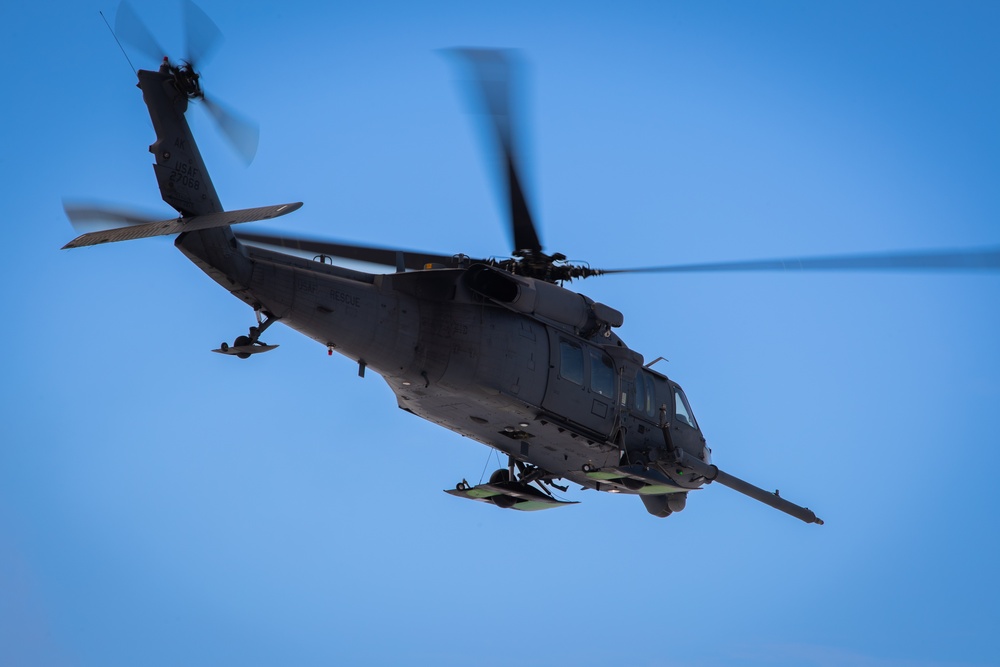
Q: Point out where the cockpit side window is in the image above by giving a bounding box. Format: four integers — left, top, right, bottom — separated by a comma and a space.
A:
590, 350, 615, 397
559, 339, 584, 385
673, 386, 698, 429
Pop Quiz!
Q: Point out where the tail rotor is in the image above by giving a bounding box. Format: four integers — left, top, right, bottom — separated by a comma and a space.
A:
113, 0, 258, 164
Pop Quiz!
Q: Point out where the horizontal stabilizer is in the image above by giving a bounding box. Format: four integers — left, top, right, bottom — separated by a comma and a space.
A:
445, 481, 577, 511
62, 202, 303, 249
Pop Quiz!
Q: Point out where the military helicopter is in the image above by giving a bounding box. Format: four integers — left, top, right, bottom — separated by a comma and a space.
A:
64, 3, 1000, 524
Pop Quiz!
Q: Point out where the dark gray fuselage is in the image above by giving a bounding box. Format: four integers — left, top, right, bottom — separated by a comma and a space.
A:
138, 64, 708, 502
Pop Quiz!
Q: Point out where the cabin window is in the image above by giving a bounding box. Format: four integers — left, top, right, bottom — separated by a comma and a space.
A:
674, 387, 697, 429
635, 370, 647, 413
590, 350, 615, 398
635, 371, 657, 419
559, 340, 584, 385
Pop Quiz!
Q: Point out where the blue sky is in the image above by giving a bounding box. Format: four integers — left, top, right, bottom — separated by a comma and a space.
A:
2, 1, 999, 666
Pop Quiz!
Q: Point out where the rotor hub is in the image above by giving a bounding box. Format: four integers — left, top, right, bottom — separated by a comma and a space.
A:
160, 58, 204, 100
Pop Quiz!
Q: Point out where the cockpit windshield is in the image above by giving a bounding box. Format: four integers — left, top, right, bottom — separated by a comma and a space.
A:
673, 386, 697, 429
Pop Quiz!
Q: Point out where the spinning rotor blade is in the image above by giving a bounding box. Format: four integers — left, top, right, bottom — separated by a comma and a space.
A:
115, 1, 257, 164
63, 200, 162, 232
235, 231, 474, 270
201, 97, 259, 165
452, 49, 542, 255
116, 0, 221, 67
600, 246, 1000, 275
183, 0, 223, 67
185, 0, 258, 165
115, 1, 168, 63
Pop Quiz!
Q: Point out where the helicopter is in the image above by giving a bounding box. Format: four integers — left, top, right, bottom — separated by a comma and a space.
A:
63, 3, 1000, 524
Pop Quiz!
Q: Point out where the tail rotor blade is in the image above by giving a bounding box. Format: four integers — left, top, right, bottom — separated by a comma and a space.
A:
115, 0, 167, 64
63, 199, 163, 232
201, 96, 259, 165
182, 0, 223, 66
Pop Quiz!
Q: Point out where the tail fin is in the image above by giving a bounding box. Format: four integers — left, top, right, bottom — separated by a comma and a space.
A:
139, 67, 223, 217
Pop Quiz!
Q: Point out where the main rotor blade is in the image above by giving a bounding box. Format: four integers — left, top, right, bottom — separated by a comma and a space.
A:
63, 200, 163, 231
452, 49, 542, 255
115, 1, 168, 64
600, 246, 1000, 275
201, 96, 259, 165
182, 0, 223, 67
235, 231, 475, 270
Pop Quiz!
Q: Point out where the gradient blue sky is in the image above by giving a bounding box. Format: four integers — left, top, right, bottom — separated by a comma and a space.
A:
3, 2, 999, 666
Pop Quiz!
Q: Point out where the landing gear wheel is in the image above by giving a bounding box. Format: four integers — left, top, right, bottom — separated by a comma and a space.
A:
621, 476, 645, 491
488, 469, 516, 508
234, 335, 251, 359
489, 469, 511, 484
492, 495, 516, 509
